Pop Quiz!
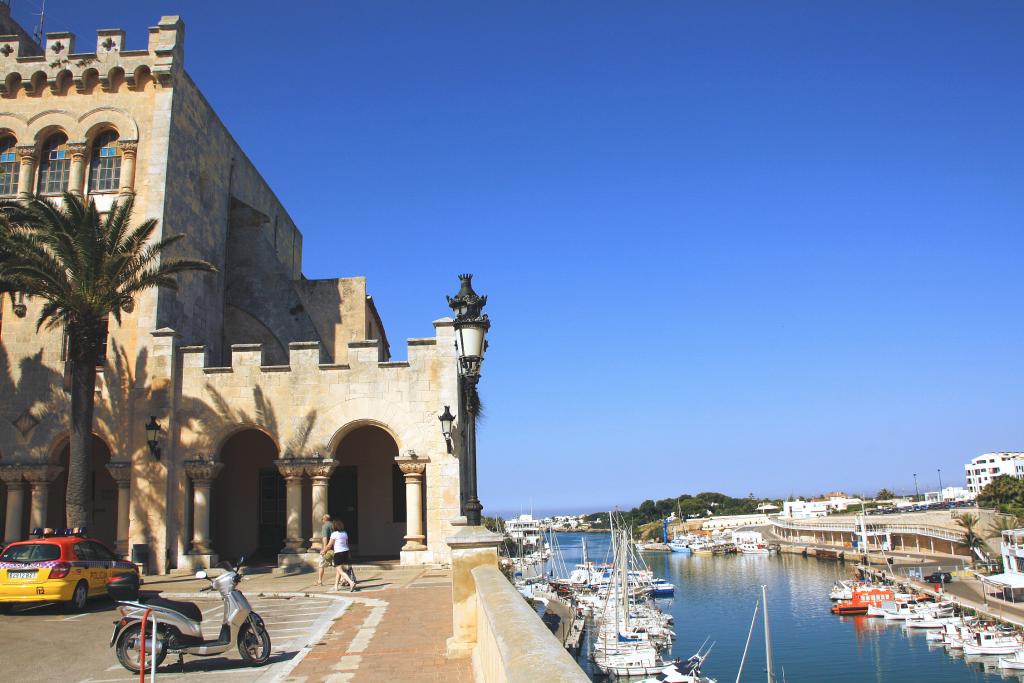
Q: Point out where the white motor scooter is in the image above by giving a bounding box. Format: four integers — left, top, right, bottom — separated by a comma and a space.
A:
109, 558, 271, 673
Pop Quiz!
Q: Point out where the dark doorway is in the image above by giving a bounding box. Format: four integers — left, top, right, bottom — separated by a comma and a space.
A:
212, 429, 280, 563
256, 469, 286, 561
328, 466, 358, 545
330, 425, 404, 558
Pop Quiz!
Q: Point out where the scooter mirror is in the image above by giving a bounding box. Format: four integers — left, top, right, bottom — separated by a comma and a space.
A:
195, 570, 208, 580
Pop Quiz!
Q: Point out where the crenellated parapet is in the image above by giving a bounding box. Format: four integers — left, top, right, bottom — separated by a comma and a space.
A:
180, 326, 450, 378
0, 15, 183, 97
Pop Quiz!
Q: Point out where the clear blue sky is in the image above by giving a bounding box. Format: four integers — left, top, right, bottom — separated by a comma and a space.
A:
26, 2, 1024, 514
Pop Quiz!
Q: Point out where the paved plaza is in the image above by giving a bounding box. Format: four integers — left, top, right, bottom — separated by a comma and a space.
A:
0, 563, 468, 683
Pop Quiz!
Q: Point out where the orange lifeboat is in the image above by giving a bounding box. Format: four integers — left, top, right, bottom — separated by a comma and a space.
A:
831, 586, 895, 615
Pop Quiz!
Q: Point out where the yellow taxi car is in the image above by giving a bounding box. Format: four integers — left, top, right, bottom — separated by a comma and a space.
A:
0, 528, 138, 613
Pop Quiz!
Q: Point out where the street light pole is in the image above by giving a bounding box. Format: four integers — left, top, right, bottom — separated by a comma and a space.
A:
913, 473, 920, 502
937, 468, 943, 496
447, 274, 491, 527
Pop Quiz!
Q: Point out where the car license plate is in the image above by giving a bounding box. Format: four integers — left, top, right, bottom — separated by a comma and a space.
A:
8, 570, 36, 580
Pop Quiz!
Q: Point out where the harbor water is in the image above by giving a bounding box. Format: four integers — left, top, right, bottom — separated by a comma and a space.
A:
547, 531, 1021, 682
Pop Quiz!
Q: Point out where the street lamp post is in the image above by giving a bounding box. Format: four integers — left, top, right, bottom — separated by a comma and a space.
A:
145, 416, 162, 460
447, 274, 490, 527
913, 473, 920, 502
937, 468, 943, 496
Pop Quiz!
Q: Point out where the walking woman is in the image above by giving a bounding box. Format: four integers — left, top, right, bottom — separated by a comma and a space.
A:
323, 519, 357, 592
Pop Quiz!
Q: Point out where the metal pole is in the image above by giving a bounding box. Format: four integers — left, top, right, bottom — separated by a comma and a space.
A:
762, 585, 773, 683
464, 375, 482, 526
150, 612, 157, 683
913, 474, 919, 501
938, 469, 943, 494
457, 376, 469, 517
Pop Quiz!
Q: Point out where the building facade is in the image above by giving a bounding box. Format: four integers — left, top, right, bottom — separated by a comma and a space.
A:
965, 452, 1024, 495
0, 11, 463, 572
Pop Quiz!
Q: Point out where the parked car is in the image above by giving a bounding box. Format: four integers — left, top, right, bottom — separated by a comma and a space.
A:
924, 571, 953, 584
0, 528, 137, 613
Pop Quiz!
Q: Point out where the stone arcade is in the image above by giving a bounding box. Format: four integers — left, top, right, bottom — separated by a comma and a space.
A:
0, 11, 462, 573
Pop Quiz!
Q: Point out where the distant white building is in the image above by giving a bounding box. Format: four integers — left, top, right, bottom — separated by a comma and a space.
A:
980, 529, 1024, 602
965, 452, 1024, 495
782, 500, 829, 519
701, 514, 770, 530
782, 496, 862, 519
924, 487, 976, 504
824, 496, 862, 512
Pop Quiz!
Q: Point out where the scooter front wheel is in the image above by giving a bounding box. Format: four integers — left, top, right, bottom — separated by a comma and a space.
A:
115, 622, 168, 674
238, 619, 272, 665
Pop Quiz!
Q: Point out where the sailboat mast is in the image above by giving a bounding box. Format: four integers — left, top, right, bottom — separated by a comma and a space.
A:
762, 584, 774, 683
620, 528, 629, 631
735, 600, 760, 683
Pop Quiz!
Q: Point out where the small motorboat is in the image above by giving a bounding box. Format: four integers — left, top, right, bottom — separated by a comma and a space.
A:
650, 578, 675, 597
905, 615, 958, 630
999, 650, 1024, 670
829, 580, 854, 601
636, 653, 716, 683
959, 629, 1022, 656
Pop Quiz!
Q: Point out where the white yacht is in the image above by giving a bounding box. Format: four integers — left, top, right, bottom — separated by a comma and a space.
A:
505, 513, 544, 551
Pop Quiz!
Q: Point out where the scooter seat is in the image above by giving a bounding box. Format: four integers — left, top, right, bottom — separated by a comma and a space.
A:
143, 596, 204, 623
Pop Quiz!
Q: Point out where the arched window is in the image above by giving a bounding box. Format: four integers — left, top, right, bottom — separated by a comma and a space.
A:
0, 136, 19, 197
37, 133, 70, 195
88, 130, 121, 193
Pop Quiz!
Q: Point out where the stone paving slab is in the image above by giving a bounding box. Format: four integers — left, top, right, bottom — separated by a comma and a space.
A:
284, 570, 471, 683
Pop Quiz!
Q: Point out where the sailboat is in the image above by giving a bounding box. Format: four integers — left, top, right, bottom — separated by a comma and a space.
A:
591, 514, 674, 678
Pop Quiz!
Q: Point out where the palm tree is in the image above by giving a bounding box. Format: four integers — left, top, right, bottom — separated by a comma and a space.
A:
0, 193, 215, 529
955, 512, 985, 555
986, 514, 1024, 541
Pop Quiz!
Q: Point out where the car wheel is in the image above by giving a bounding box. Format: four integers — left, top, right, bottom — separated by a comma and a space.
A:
65, 580, 88, 613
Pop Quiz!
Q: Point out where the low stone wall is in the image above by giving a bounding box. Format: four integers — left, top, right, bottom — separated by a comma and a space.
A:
471, 565, 589, 683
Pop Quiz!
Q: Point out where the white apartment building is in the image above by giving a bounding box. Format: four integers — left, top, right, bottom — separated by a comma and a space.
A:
782, 500, 830, 519
924, 487, 976, 504
965, 452, 1024, 495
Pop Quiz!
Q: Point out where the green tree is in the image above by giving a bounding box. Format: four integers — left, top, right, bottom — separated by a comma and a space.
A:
875, 488, 896, 500
0, 194, 215, 529
978, 475, 1024, 512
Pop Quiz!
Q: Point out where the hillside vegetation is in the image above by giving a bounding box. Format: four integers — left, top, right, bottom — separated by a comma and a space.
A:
582, 492, 781, 532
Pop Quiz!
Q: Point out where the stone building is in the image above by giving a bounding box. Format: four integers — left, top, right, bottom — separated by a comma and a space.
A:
0, 10, 461, 573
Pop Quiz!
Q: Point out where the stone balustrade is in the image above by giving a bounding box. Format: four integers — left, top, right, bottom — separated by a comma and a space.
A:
469, 564, 589, 683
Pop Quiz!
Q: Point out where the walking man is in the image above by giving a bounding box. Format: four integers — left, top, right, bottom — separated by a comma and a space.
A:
316, 514, 333, 586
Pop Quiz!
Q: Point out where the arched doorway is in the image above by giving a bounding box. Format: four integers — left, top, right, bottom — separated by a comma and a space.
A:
330, 425, 405, 559
211, 429, 283, 563
49, 435, 117, 547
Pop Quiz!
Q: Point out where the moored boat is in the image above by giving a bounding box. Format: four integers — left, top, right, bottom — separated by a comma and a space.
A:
831, 586, 896, 615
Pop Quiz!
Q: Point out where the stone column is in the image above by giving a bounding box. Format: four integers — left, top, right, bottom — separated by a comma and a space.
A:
446, 525, 503, 659
106, 461, 131, 556
0, 466, 26, 545
184, 459, 223, 555
23, 466, 60, 531
16, 145, 35, 197
275, 460, 306, 553
398, 458, 428, 551
118, 141, 137, 195
304, 459, 336, 552
67, 142, 87, 196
